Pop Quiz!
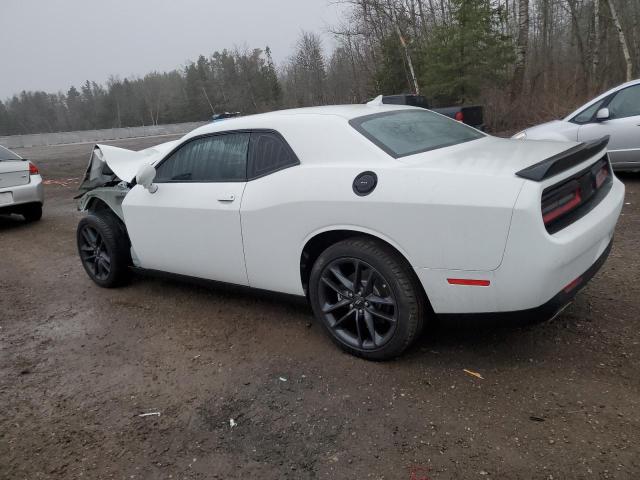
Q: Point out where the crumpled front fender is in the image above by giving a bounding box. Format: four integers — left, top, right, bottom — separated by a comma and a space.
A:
78, 185, 130, 222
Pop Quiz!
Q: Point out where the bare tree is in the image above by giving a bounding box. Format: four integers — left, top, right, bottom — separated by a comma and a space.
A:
511, 0, 530, 99
592, 0, 600, 92
392, 7, 420, 94
606, 0, 633, 81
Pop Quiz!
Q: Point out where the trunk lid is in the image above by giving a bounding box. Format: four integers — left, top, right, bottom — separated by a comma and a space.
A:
0, 160, 30, 188
397, 136, 580, 178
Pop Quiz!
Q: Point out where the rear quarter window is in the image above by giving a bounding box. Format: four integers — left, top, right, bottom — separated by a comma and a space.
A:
350, 109, 484, 158
248, 131, 299, 179
0, 145, 21, 161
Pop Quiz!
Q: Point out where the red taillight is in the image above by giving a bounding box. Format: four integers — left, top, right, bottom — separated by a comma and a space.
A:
542, 188, 582, 225
595, 166, 608, 188
28, 162, 39, 175
454, 111, 464, 122
541, 158, 609, 233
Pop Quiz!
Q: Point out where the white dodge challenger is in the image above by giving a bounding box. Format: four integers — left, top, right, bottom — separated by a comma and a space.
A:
76, 98, 625, 360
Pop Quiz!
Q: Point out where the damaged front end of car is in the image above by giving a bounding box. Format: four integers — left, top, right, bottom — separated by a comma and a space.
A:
77, 145, 132, 221
76, 140, 177, 220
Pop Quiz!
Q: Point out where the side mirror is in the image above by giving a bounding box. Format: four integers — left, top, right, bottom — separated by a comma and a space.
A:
136, 164, 158, 193
596, 108, 610, 121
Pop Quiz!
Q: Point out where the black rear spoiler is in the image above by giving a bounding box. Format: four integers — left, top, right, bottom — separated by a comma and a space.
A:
516, 136, 610, 181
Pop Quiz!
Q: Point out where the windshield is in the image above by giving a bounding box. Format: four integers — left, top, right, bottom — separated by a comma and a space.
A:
0, 145, 21, 161
350, 109, 484, 158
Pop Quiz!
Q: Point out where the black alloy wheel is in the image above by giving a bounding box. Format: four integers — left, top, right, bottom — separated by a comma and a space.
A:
76, 211, 131, 288
318, 258, 398, 350
309, 237, 426, 360
78, 224, 112, 281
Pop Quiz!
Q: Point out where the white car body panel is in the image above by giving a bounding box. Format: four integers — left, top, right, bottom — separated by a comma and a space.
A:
122, 182, 248, 285
418, 157, 624, 313
1, 174, 44, 207
0, 160, 30, 186
81, 104, 625, 315
240, 163, 522, 295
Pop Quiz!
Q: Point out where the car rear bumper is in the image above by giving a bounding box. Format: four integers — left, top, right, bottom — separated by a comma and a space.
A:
416, 175, 624, 315
0, 174, 44, 213
436, 238, 612, 325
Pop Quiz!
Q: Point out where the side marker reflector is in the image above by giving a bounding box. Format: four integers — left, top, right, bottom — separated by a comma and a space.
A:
447, 278, 490, 287
563, 276, 583, 293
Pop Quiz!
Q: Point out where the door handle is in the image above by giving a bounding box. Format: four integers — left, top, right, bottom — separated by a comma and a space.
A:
217, 194, 235, 202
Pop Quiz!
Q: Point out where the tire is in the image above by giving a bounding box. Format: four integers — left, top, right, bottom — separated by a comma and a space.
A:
309, 236, 426, 360
76, 211, 131, 288
22, 203, 42, 222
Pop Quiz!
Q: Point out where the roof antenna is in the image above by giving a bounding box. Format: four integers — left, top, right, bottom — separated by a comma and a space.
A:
367, 95, 385, 106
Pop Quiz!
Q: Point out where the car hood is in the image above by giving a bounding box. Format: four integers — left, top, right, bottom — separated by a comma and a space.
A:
520, 120, 579, 142
397, 136, 578, 178
79, 140, 179, 192
96, 140, 179, 182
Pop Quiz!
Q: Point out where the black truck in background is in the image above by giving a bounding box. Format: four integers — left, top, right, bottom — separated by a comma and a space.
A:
380, 94, 485, 131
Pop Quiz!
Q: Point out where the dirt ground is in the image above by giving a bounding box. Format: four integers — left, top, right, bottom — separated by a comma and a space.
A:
1, 136, 639, 480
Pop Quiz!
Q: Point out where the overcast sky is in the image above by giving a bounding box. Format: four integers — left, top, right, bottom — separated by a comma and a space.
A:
0, 0, 344, 99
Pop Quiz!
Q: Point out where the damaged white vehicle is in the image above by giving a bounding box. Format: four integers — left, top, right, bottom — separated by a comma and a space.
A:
77, 100, 625, 360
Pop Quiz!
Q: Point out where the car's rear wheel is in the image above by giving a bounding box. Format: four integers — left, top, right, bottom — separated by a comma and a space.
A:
21, 203, 42, 222
309, 237, 426, 360
77, 211, 131, 288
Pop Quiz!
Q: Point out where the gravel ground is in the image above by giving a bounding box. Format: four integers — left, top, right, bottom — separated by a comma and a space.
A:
1, 137, 639, 479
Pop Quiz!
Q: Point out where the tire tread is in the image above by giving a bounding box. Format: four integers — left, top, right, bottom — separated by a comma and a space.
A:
310, 236, 426, 360
77, 211, 131, 288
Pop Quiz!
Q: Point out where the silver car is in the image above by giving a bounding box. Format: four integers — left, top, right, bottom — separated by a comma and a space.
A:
514, 79, 640, 171
0, 145, 44, 221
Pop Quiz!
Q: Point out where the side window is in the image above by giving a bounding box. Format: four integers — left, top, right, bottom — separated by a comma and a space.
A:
572, 99, 606, 124
248, 131, 299, 179
608, 85, 640, 119
155, 133, 249, 183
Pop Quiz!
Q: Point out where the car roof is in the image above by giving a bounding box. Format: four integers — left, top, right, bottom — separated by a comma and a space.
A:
266, 103, 413, 119
183, 103, 418, 139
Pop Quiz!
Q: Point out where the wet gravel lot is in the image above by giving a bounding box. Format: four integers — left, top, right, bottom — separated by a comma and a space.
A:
1, 137, 639, 479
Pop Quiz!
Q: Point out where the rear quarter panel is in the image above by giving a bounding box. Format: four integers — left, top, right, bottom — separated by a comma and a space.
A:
240, 162, 523, 295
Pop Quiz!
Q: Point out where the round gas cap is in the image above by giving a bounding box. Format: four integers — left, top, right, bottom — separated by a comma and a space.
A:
353, 171, 378, 196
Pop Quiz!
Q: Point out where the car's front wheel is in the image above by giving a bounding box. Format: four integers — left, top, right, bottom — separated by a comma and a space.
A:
309, 237, 426, 360
77, 212, 131, 288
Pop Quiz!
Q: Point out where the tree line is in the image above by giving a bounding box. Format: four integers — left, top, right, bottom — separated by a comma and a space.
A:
1, 0, 638, 136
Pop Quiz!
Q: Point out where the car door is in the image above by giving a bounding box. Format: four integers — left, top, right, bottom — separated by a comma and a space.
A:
240, 131, 302, 293
578, 84, 640, 168
122, 132, 250, 285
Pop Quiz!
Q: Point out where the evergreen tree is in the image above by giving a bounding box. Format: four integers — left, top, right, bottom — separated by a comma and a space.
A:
263, 47, 282, 107
421, 0, 513, 105
373, 35, 418, 96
